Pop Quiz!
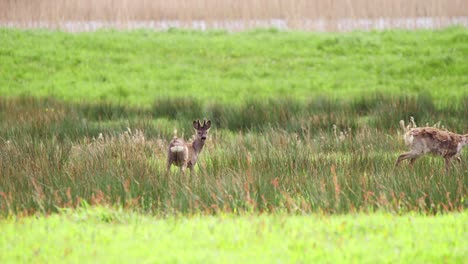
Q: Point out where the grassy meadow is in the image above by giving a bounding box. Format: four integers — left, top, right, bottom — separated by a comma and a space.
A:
0, 27, 467, 262
1, 27, 467, 105
0, 27, 467, 216
1, 207, 466, 263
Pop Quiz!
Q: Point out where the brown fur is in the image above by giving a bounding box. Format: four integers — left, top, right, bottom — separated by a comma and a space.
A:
167, 119, 211, 174
410, 128, 461, 156
396, 122, 467, 172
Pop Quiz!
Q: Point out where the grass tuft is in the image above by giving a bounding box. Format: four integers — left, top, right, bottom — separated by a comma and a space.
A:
0, 95, 466, 216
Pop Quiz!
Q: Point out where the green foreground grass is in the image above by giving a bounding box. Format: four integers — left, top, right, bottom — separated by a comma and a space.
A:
0, 207, 466, 263
0, 27, 467, 106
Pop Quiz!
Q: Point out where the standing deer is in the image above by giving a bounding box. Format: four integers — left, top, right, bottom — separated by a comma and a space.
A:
167, 119, 211, 174
395, 119, 468, 172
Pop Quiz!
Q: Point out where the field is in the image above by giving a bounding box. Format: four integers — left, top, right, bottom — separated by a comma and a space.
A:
1, 28, 467, 105
0, 27, 467, 262
1, 207, 466, 263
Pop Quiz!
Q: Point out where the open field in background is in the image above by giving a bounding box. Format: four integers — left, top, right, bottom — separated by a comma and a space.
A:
1, 28, 467, 106
1, 207, 466, 263
0, 28, 467, 216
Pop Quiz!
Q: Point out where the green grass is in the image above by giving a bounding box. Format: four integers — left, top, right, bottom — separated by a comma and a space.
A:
0, 96, 466, 216
0, 27, 467, 263
0, 28, 467, 216
0, 27, 467, 106
0, 207, 466, 263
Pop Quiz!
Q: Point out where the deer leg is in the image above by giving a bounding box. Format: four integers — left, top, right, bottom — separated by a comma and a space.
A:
409, 157, 419, 168
166, 160, 172, 175
444, 157, 452, 173
189, 166, 195, 177
180, 161, 188, 174
395, 152, 420, 167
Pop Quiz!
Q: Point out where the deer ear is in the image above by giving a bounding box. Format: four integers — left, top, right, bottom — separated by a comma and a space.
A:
193, 120, 200, 129
205, 120, 211, 130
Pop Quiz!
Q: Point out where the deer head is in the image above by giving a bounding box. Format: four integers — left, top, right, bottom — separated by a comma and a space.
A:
193, 119, 211, 141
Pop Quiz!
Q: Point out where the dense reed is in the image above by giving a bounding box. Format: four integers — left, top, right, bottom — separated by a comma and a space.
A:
0, 96, 466, 216
1, 0, 466, 22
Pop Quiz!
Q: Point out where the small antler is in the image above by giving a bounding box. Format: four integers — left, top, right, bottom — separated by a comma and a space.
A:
204, 119, 211, 129
193, 119, 211, 130
193, 119, 201, 129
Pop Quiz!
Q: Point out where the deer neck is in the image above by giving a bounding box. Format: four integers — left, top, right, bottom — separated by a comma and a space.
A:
192, 138, 205, 155
462, 134, 468, 148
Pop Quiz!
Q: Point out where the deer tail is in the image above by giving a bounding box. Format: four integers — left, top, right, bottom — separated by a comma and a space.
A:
170, 145, 186, 153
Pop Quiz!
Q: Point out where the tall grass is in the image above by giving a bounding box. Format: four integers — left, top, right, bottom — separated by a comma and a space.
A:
0, 29, 466, 216
0, 96, 466, 216
1, 0, 466, 22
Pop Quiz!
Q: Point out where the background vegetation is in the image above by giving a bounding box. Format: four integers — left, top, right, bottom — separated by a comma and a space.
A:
2, 0, 468, 259
1, 0, 466, 23
1, 28, 467, 105
0, 28, 467, 217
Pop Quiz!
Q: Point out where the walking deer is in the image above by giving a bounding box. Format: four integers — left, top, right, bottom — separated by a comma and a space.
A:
167, 119, 211, 174
395, 119, 468, 172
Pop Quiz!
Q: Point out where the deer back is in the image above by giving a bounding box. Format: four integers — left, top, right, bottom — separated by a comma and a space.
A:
409, 127, 463, 157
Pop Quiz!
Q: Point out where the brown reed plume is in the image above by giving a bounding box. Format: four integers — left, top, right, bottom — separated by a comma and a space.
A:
1, 0, 466, 23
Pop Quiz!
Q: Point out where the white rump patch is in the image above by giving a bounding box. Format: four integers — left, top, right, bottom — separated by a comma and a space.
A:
170, 146, 185, 153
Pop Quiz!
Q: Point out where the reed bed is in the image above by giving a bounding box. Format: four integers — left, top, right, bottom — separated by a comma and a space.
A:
2, 0, 466, 22
1, 0, 467, 31
0, 96, 466, 216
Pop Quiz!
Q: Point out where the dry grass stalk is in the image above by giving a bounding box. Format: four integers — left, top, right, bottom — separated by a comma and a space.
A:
1, 0, 466, 22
